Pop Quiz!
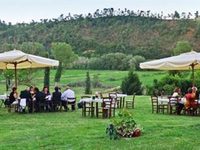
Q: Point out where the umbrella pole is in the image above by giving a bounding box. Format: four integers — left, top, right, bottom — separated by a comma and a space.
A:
14, 63, 17, 88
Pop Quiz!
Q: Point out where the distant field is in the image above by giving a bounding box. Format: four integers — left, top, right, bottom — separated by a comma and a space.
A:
0, 69, 167, 95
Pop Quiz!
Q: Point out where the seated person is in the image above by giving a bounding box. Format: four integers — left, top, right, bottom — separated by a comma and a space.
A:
9, 87, 19, 111
9, 87, 18, 105
171, 87, 184, 115
185, 87, 198, 111
61, 86, 76, 111
52, 86, 61, 111
34, 87, 45, 112
19, 87, 31, 112
42, 86, 51, 111
28, 86, 35, 113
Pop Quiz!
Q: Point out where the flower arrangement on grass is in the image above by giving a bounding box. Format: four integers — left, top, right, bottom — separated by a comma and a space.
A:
106, 109, 142, 139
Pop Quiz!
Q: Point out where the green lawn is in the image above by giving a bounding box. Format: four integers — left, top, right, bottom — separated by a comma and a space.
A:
1, 96, 200, 150
0, 69, 167, 95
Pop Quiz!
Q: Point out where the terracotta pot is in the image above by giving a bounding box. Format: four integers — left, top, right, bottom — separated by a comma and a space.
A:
133, 128, 141, 137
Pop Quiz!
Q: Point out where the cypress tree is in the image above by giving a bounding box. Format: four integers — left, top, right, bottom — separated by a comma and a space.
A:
121, 70, 142, 95
85, 71, 92, 94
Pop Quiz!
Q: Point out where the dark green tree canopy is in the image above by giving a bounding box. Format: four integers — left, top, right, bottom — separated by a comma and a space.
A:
121, 71, 143, 95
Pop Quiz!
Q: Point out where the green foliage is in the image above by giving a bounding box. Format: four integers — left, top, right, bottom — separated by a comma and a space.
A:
2, 70, 14, 91
173, 40, 192, 56
51, 42, 76, 65
148, 73, 192, 95
85, 71, 92, 94
19, 42, 46, 55
51, 42, 77, 82
106, 124, 118, 140
73, 53, 145, 70
174, 11, 180, 19
0, 9, 199, 61
121, 70, 143, 95
130, 55, 146, 70
18, 69, 39, 86
54, 62, 62, 83
72, 57, 89, 69
111, 109, 142, 138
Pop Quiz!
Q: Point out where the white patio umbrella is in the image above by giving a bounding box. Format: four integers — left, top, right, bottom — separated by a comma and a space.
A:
0, 49, 59, 87
140, 51, 200, 84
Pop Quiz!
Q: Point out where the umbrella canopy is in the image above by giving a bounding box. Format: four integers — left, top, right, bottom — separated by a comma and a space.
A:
0, 49, 59, 87
140, 51, 200, 84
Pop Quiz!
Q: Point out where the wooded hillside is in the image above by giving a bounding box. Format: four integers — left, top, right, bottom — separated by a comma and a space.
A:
0, 9, 200, 59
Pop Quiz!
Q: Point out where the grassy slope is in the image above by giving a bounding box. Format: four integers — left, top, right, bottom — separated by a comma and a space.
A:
1, 96, 200, 149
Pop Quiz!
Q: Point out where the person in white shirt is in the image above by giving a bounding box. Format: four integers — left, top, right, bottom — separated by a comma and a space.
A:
61, 86, 76, 111
171, 87, 184, 115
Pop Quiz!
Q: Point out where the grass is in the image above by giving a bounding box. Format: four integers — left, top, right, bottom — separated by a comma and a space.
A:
1, 96, 200, 150
0, 69, 167, 95
0, 69, 198, 149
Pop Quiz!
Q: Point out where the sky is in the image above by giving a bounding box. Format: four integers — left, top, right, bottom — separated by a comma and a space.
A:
0, 0, 200, 24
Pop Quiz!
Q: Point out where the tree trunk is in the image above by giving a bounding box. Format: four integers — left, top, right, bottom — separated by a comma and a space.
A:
55, 62, 63, 83
44, 67, 50, 89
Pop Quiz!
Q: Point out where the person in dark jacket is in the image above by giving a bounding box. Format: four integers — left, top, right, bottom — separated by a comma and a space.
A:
34, 87, 45, 112
9, 87, 18, 104
20, 87, 31, 113
42, 86, 51, 111
8, 87, 19, 112
52, 86, 62, 111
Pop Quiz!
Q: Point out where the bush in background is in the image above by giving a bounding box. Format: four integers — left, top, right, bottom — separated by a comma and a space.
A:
121, 70, 143, 95
147, 73, 192, 96
72, 53, 145, 71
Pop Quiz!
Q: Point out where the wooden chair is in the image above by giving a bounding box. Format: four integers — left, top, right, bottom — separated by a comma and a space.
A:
38, 100, 46, 112
151, 96, 168, 114
151, 96, 158, 113
8, 100, 19, 112
81, 96, 94, 117
125, 93, 135, 109
110, 97, 117, 117
183, 101, 198, 116
168, 97, 178, 114
109, 93, 120, 108
66, 97, 76, 111
96, 97, 112, 118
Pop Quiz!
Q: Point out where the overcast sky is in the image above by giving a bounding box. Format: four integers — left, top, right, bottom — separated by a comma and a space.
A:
0, 0, 200, 24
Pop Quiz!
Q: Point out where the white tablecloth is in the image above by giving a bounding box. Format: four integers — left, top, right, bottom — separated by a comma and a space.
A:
158, 97, 187, 105
158, 97, 169, 104
109, 93, 127, 98
117, 94, 127, 98
0, 94, 7, 100
80, 98, 102, 103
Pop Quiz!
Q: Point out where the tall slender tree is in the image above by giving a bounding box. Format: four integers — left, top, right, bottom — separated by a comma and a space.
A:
51, 42, 77, 85
85, 71, 92, 94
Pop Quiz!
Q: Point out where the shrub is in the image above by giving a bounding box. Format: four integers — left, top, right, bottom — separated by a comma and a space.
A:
147, 73, 192, 96
106, 109, 142, 139
121, 70, 143, 95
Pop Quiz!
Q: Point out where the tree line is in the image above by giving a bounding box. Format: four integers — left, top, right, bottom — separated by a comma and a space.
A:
0, 8, 200, 61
